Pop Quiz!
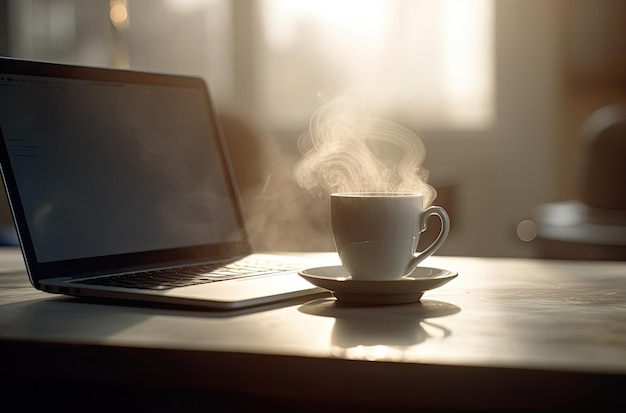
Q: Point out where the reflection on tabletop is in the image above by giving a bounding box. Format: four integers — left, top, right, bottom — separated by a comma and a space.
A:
299, 298, 460, 360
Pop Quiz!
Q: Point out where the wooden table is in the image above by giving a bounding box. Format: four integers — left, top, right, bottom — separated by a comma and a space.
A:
1, 247, 625, 411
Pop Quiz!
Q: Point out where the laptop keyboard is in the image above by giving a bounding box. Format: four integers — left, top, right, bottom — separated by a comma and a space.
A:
73, 257, 306, 290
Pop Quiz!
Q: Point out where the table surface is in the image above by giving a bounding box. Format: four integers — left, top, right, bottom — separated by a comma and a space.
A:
1, 247, 625, 411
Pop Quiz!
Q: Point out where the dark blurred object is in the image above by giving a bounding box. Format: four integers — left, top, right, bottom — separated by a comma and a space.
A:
532, 200, 625, 260
530, 104, 626, 260
579, 104, 626, 210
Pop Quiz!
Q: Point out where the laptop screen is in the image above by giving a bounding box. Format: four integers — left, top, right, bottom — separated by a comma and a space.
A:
0, 58, 250, 279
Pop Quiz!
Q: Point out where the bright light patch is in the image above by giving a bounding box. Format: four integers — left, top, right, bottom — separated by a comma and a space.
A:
258, 0, 495, 130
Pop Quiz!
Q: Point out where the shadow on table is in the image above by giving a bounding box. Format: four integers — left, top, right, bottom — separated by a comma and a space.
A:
0, 289, 335, 343
299, 298, 460, 358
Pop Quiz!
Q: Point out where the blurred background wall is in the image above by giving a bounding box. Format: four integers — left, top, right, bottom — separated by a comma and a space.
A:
0, 0, 624, 257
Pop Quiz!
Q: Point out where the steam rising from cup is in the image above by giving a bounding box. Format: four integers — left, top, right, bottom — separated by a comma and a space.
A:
294, 97, 437, 207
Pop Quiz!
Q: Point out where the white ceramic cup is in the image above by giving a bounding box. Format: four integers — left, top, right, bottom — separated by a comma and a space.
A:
330, 192, 450, 281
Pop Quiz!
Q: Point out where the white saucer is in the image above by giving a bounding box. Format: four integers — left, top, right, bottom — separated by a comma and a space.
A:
299, 266, 457, 305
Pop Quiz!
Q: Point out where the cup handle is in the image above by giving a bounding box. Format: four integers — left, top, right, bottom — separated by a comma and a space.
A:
407, 206, 450, 272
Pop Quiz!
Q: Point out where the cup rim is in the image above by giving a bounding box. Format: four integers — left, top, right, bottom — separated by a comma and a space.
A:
331, 192, 424, 198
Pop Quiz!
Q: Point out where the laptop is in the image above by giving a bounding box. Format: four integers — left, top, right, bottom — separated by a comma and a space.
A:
0, 56, 332, 310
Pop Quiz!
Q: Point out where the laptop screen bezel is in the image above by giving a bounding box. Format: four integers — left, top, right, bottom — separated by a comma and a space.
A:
0, 57, 252, 284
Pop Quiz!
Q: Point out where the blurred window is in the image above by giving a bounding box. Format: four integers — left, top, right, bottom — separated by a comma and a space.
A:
256, 0, 494, 131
